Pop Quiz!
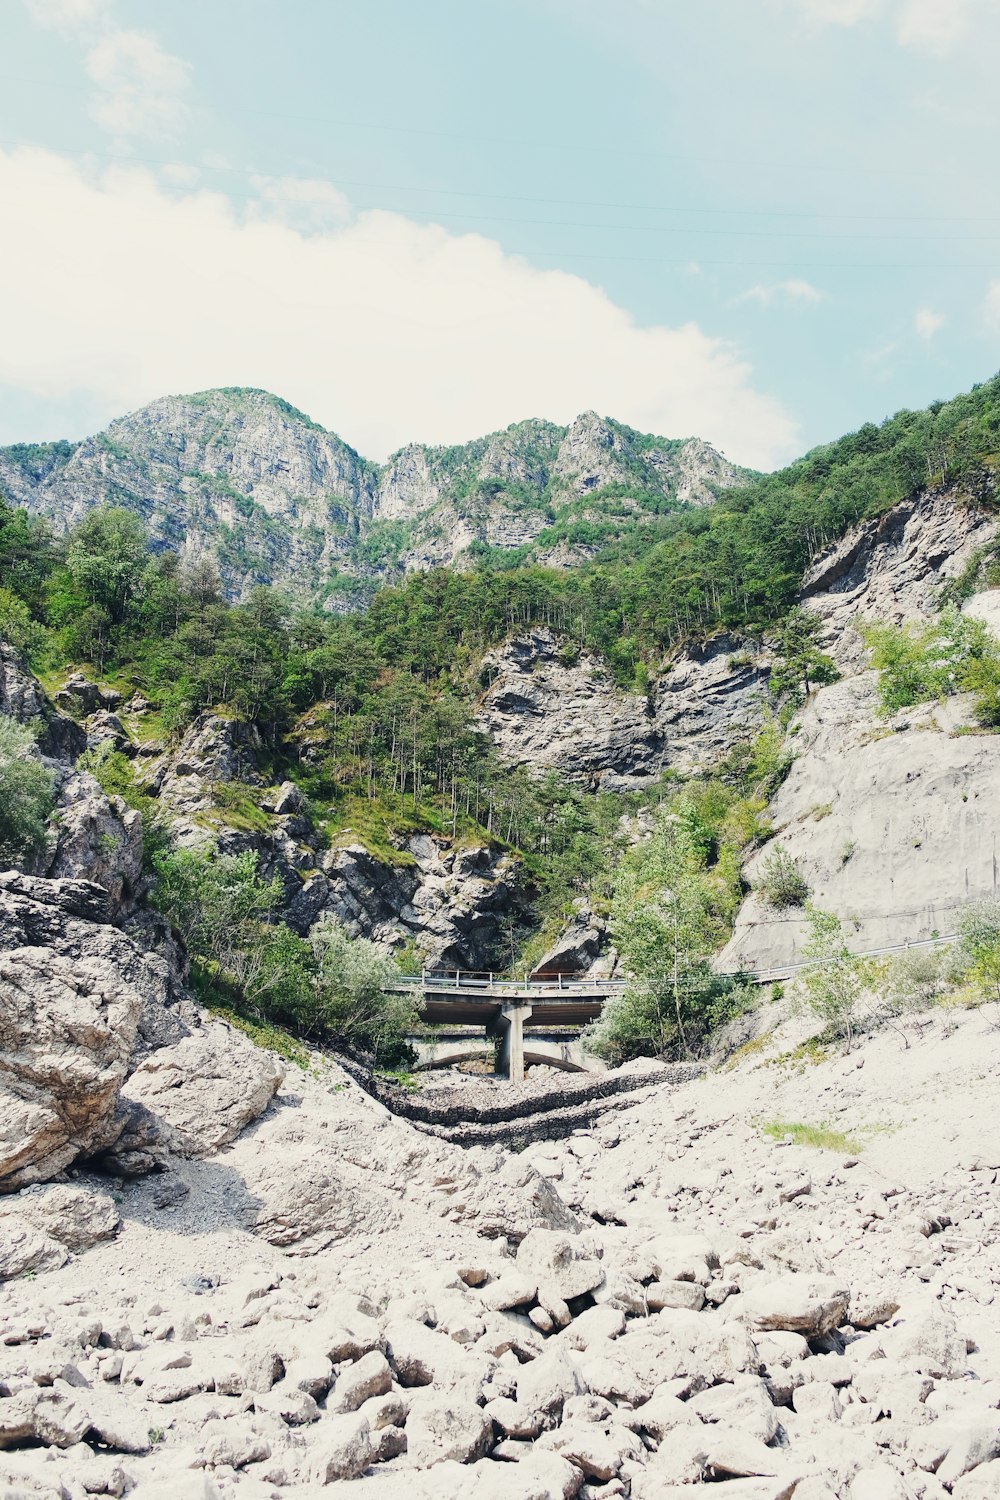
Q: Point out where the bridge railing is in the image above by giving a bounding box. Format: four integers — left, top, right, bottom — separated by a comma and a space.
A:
716, 931, 958, 986
390, 932, 959, 995
393, 969, 627, 993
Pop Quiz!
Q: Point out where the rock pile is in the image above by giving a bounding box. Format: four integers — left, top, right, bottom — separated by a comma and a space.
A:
3, 999, 1000, 1497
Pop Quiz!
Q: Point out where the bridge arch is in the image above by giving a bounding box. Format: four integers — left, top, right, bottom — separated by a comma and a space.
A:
409, 1035, 601, 1075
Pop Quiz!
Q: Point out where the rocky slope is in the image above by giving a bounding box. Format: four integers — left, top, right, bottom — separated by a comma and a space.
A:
4, 924, 1000, 1496
5, 473, 1000, 1492
800, 490, 999, 672
719, 489, 1000, 971
477, 629, 771, 792
0, 391, 749, 599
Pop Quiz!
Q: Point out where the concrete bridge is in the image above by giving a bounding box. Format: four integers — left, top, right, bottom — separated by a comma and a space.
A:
389, 971, 625, 1082
408, 1028, 607, 1075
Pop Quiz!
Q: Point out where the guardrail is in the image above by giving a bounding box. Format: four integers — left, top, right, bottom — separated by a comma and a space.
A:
718, 931, 958, 985
390, 931, 960, 995
393, 970, 627, 993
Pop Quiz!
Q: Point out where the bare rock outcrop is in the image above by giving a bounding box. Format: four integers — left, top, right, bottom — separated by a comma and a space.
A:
801, 487, 998, 669
529, 905, 616, 980
154, 710, 263, 825
307, 834, 535, 969
120, 1024, 284, 1158
719, 663, 1000, 970
652, 635, 772, 772
0, 640, 85, 761
478, 628, 773, 789
44, 770, 144, 917
0, 874, 176, 1192
478, 628, 664, 789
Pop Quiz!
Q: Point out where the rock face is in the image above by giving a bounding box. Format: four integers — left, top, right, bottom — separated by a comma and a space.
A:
652, 635, 772, 772
120, 1026, 285, 1157
44, 769, 144, 917
0, 640, 83, 760
0, 391, 748, 597
801, 487, 998, 669
719, 652, 1000, 970
0, 875, 151, 1190
478, 629, 664, 789
530, 906, 616, 979
479, 627, 773, 787
315, 835, 535, 969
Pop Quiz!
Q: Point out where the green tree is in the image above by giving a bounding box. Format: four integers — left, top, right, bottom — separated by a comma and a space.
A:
768, 608, 839, 705
0, 586, 43, 656
798, 905, 866, 1049
310, 916, 418, 1063
65, 507, 152, 625
957, 900, 1000, 1007
0, 714, 54, 868
755, 845, 810, 911
588, 795, 750, 1062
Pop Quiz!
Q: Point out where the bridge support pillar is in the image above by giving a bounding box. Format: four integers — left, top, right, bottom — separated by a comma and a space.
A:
490, 1001, 533, 1083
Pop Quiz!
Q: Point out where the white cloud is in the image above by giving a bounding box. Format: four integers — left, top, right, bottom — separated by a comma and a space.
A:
248, 176, 352, 234
25, 0, 110, 31
736, 279, 826, 307
85, 29, 191, 137
790, 0, 978, 51
0, 147, 798, 470
983, 282, 1000, 328
896, 0, 974, 50
915, 306, 946, 339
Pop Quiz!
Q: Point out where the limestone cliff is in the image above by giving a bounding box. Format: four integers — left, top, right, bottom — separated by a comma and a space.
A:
0, 391, 749, 598
476, 628, 771, 789
721, 486, 1000, 969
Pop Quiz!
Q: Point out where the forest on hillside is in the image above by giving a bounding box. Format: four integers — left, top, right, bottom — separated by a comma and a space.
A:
3, 374, 1000, 1061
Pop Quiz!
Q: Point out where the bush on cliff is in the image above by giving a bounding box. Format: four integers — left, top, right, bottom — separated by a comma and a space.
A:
151, 845, 417, 1063
0, 713, 54, 869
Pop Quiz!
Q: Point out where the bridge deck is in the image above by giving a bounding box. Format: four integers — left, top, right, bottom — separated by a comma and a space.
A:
389, 971, 623, 1029
418, 996, 605, 1026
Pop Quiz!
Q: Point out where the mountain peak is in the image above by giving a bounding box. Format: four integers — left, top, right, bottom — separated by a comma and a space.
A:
0, 390, 750, 598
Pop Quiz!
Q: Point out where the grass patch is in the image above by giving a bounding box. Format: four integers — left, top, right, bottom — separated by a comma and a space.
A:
760, 1119, 862, 1152
201, 999, 310, 1069
937, 983, 995, 1011
767, 1035, 830, 1071
207, 781, 272, 834
323, 794, 442, 867
720, 1030, 775, 1071
376, 1068, 421, 1092
127, 707, 168, 744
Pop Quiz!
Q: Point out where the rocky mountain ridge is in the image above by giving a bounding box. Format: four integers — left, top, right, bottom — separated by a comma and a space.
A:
5, 445, 1000, 1492
0, 390, 749, 600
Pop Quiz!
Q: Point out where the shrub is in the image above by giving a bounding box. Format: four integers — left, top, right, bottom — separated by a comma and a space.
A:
956, 900, 1000, 1007
797, 905, 865, 1049
755, 846, 810, 910
311, 916, 418, 1064
882, 945, 950, 1015
0, 714, 54, 868
863, 610, 1000, 725
152, 845, 417, 1062
0, 587, 43, 656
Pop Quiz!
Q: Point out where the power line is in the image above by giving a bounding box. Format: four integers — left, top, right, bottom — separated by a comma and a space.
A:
4, 136, 1000, 233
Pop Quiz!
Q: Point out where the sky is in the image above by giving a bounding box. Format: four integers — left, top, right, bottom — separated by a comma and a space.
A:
1, 0, 999, 471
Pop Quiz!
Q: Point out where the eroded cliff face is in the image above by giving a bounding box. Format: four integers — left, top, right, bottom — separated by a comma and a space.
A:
0, 392, 748, 595
718, 669, 1000, 970
477, 629, 664, 791
720, 486, 1000, 969
800, 486, 998, 668
476, 628, 772, 790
